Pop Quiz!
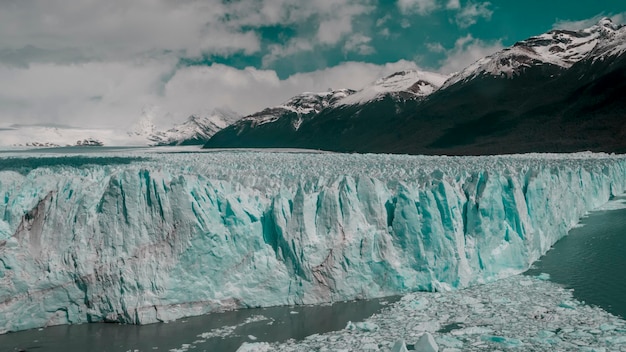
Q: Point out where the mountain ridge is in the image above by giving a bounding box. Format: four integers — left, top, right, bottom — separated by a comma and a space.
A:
205, 18, 626, 155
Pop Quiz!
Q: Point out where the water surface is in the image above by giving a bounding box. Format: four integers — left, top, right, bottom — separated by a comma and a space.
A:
526, 196, 626, 318
0, 297, 395, 352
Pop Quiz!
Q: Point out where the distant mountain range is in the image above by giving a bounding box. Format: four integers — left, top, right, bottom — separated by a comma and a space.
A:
146, 109, 241, 146
1, 109, 242, 147
205, 18, 626, 155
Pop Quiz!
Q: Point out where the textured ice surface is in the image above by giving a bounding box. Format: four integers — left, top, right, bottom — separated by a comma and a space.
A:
0, 151, 626, 333
241, 275, 626, 351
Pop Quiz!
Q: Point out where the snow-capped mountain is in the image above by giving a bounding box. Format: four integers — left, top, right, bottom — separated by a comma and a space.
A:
216, 70, 446, 139
205, 70, 448, 149
443, 17, 625, 88
239, 89, 354, 131
206, 18, 626, 155
338, 70, 449, 106
148, 109, 241, 146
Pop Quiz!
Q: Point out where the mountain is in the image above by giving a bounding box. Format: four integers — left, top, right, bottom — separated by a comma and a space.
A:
148, 109, 241, 146
205, 18, 626, 155
442, 17, 621, 88
204, 70, 448, 149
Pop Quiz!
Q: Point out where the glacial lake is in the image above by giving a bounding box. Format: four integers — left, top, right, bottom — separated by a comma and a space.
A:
0, 297, 395, 352
525, 196, 626, 319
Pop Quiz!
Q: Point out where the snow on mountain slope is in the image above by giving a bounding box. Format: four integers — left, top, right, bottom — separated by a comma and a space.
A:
240, 89, 354, 130
1, 151, 625, 333
338, 70, 449, 106
443, 17, 625, 88
232, 70, 447, 132
148, 109, 241, 146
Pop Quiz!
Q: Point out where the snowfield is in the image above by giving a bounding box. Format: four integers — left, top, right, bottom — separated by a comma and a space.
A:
0, 150, 625, 336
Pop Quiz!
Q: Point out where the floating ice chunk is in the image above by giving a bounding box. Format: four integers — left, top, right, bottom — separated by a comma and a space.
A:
346, 321, 379, 332
480, 335, 523, 348
391, 339, 408, 352
559, 301, 579, 309
450, 326, 493, 336
248, 335, 257, 341
236, 342, 272, 352
413, 321, 441, 333
436, 336, 463, 348
536, 273, 551, 281
415, 332, 439, 352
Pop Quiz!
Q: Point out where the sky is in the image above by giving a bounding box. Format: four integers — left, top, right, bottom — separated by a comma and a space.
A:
0, 0, 625, 131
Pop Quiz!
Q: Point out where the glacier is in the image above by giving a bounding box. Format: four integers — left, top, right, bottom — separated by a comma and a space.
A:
0, 151, 625, 334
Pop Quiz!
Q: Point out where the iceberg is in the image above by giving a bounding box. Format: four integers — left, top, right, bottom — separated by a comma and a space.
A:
0, 151, 625, 333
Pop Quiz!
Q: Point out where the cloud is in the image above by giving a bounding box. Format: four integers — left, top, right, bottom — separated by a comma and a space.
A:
446, 0, 461, 10
343, 35, 375, 56
397, 0, 438, 15
162, 60, 422, 118
455, 2, 493, 28
436, 34, 503, 73
0, 0, 256, 62
552, 12, 626, 31
0, 58, 175, 129
426, 42, 446, 53
263, 39, 315, 66
0, 0, 374, 65
0, 59, 421, 130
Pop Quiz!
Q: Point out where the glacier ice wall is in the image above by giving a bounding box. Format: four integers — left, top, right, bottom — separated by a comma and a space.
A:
0, 152, 625, 333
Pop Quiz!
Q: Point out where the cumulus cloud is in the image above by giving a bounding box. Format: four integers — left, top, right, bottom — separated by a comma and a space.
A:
436, 34, 503, 73
446, 0, 461, 10
397, 0, 438, 15
552, 12, 626, 30
0, 0, 258, 62
426, 42, 446, 53
343, 35, 375, 56
455, 2, 493, 28
0, 0, 374, 65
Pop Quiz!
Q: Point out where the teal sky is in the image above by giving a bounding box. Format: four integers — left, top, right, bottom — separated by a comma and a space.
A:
185, 1, 626, 78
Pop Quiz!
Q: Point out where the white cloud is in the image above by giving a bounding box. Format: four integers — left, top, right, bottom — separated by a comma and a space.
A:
397, 0, 438, 15
437, 34, 503, 73
455, 2, 493, 28
344, 35, 375, 56
164, 61, 421, 118
446, 0, 461, 10
317, 17, 354, 45
552, 12, 626, 31
0, 60, 421, 131
426, 42, 446, 53
376, 14, 392, 27
0, 0, 374, 65
262, 39, 315, 66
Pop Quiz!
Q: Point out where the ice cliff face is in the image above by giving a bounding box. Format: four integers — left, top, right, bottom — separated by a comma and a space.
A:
0, 152, 625, 333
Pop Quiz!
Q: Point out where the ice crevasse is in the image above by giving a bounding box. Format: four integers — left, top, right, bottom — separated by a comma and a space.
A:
0, 151, 625, 333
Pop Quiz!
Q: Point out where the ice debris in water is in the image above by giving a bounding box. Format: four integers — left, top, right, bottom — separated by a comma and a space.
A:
1, 151, 626, 333
169, 315, 270, 351
243, 276, 626, 351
